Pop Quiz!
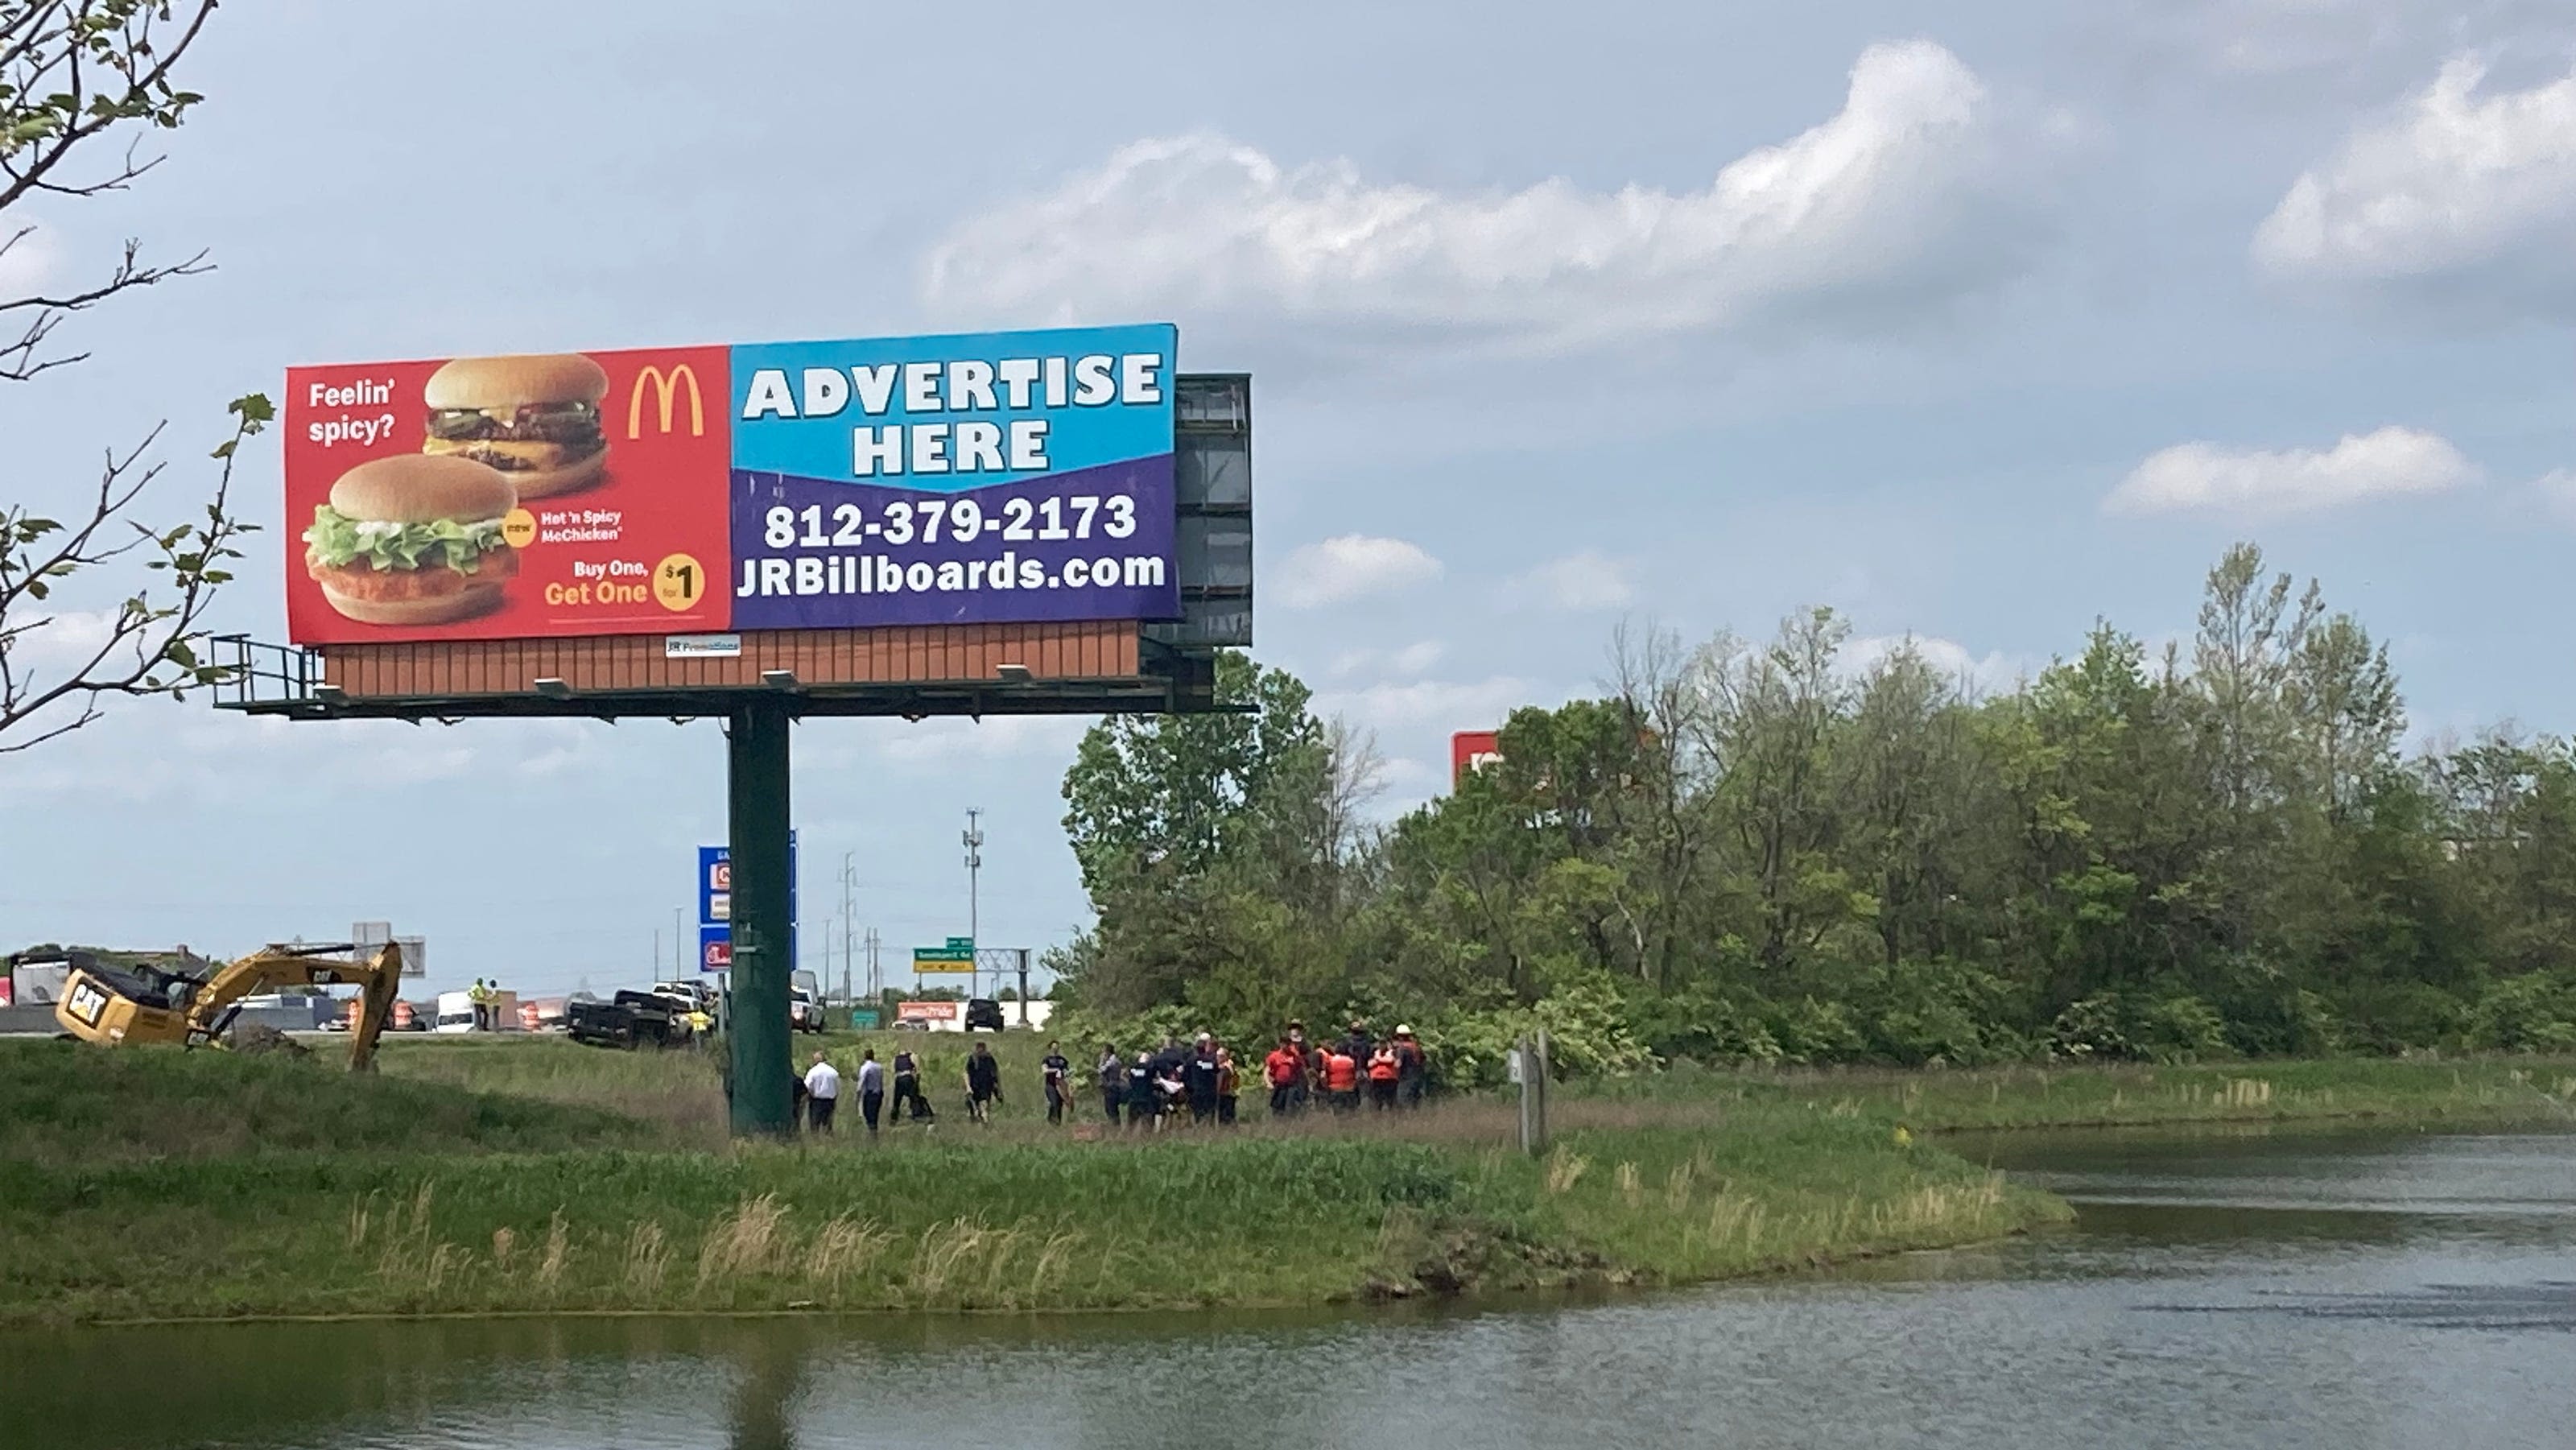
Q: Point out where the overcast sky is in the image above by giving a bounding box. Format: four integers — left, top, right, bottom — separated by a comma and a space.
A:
4, 1, 2573, 997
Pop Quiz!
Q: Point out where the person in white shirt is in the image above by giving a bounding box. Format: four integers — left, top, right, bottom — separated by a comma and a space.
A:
803, 1051, 840, 1134
856, 1050, 886, 1134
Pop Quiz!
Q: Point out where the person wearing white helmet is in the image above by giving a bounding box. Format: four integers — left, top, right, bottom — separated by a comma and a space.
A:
1393, 1025, 1428, 1109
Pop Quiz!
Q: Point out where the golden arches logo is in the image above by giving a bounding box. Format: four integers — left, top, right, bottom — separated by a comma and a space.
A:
627, 363, 705, 439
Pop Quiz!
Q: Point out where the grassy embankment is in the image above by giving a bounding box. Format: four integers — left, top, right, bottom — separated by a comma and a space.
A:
2, 1035, 2057, 1325
12, 1035, 2574, 1326
1584, 1055, 2576, 1132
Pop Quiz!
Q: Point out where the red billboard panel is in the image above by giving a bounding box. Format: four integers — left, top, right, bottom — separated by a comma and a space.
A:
286, 347, 731, 644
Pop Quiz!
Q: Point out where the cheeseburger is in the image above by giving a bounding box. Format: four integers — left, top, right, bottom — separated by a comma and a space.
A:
303, 454, 519, 625
421, 353, 609, 499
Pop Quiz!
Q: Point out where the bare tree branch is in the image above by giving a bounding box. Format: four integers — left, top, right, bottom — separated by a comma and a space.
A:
0, 0, 262, 752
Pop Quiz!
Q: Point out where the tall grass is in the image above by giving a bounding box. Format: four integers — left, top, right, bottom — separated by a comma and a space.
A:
27, 1033, 2565, 1324
0, 1100, 2066, 1324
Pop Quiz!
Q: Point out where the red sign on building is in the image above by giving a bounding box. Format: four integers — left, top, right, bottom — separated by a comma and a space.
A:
1451, 730, 1502, 788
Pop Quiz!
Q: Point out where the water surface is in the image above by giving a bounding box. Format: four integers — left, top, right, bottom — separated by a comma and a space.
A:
10, 1127, 2574, 1449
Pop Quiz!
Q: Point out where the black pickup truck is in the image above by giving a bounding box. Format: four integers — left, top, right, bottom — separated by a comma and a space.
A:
566, 989, 694, 1050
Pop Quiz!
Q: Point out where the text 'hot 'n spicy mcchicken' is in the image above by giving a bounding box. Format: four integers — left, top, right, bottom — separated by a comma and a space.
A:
421, 353, 609, 499
303, 454, 519, 626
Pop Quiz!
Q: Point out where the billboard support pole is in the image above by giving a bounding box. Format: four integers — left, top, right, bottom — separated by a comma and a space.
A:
726, 698, 795, 1137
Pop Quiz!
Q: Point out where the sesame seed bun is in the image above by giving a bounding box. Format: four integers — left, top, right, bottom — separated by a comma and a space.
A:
326, 453, 518, 524
422, 353, 610, 411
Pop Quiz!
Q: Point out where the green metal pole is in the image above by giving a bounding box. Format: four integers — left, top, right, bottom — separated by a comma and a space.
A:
727, 697, 795, 1137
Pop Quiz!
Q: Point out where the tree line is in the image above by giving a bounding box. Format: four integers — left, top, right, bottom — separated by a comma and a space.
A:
1047, 544, 2576, 1080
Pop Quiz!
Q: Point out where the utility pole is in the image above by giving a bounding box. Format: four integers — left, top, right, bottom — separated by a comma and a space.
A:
865, 927, 881, 1001
672, 907, 683, 975
962, 805, 984, 955
839, 852, 857, 1009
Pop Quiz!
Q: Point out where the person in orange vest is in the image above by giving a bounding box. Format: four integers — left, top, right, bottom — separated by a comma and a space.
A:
1366, 1039, 1401, 1110
1323, 1043, 1360, 1113
1215, 1048, 1240, 1126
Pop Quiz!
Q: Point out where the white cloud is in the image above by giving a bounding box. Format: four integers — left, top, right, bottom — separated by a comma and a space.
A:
0, 225, 56, 295
865, 714, 1089, 767
922, 41, 2020, 354
6, 705, 590, 807
1839, 633, 2025, 693
2105, 426, 2477, 517
1317, 675, 1540, 734
2, 607, 126, 671
2255, 56, 2576, 303
1511, 550, 1634, 611
2533, 468, 2576, 524
1278, 535, 1444, 608
1329, 640, 1446, 679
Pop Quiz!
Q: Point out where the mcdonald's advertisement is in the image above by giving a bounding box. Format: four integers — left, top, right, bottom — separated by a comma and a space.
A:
281, 323, 1181, 644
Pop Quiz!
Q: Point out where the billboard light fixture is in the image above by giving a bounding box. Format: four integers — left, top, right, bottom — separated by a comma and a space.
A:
762, 669, 799, 689
313, 684, 348, 704
995, 663, 1034, 684
534, 677, 572, 699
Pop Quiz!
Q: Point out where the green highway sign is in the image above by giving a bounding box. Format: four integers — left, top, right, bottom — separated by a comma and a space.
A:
913, 944, 975, 969
945, 936, 974, 950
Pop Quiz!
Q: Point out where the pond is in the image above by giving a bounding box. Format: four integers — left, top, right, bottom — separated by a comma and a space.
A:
9, 1127, 2574, 1448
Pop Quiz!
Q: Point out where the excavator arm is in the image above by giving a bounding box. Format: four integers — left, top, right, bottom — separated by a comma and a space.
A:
187, 942, 405, 1071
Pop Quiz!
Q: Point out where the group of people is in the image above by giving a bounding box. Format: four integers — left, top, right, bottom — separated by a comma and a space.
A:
466, 977, 506, 1031
783, 1019, 1433, 1137
793, 1040, 1002, 1134
1095, 1019, 1430, 1130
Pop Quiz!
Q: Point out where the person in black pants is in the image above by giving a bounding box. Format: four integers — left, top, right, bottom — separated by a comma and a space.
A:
1097, 1043, 1125, 1126
964, 1040, 1002, 1124
1124, 1051, 1158, 1130
1183, 1034, 1222, 1125
892, 1047, 933, 1123
1041, 1041, 1071, 1125
857, 1049, 886, 1134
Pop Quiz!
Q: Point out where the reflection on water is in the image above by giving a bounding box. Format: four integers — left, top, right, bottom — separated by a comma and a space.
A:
7, 1130, 2575, 1450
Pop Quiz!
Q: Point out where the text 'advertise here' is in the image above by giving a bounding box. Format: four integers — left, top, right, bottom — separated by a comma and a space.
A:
281, 324, 1182, 646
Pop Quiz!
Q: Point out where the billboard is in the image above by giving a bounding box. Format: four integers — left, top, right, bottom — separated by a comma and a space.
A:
285, 324, 1180, 645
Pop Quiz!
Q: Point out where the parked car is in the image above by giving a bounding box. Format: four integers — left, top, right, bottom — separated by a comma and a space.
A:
964, 998, 1005, 1031
567, 990, 693, 1050
789, 987, 825, 1034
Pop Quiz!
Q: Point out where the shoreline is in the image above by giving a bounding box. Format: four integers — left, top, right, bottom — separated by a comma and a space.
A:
10, 1043, 2574, 1328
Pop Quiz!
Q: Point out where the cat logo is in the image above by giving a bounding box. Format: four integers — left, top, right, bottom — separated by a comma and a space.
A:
64, 978, 108, 1028
628, 362, 705, 439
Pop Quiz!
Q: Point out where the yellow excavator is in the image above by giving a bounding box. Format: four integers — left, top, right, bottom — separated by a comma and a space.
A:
53, 941, 406, 1071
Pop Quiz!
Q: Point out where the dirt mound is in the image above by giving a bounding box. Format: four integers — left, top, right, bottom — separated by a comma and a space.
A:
229, 1023, 312, 1059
